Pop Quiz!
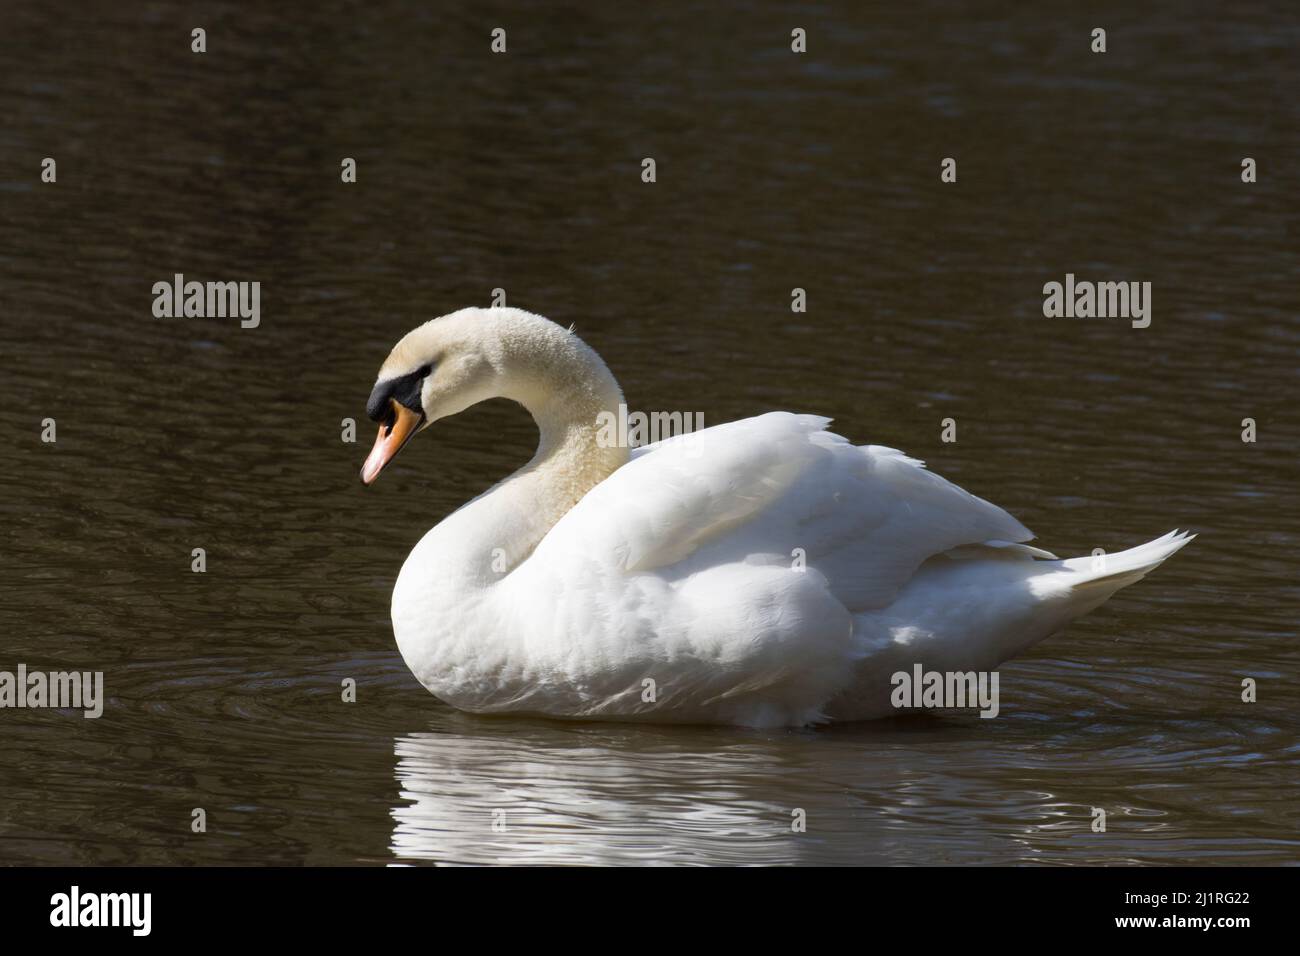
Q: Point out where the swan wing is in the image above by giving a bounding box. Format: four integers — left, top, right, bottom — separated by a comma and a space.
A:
530, 411, 1034, 612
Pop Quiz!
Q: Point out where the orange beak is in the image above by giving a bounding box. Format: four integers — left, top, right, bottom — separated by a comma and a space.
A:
361, 400, 423, 485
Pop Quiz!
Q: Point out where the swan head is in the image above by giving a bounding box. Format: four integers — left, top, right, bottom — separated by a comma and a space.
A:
361, 306, 625, 485
360, 309, 510, 485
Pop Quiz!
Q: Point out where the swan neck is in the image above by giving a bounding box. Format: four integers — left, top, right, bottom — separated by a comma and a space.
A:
502, 391, 626, 556
442, 342, 628, 580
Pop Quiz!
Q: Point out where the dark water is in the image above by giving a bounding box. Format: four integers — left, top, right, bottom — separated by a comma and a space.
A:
1, 1, 1296, 865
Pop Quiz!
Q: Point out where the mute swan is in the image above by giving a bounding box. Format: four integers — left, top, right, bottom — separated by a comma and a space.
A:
361, 307, 1193, 728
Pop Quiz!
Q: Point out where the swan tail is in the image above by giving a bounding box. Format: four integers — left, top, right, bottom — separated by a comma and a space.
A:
827, 530, 1195, 719
1061, 529, 1194, 586
1003, 529, 1196, 662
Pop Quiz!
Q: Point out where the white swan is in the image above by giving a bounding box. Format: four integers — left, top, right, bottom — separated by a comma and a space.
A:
361, 307, 1193, 728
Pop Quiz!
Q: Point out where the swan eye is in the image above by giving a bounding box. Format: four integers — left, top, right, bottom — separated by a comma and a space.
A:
417, 364, 433, 378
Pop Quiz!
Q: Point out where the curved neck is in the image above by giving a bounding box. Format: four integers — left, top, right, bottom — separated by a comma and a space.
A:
483, 392, 628, 574
417, 341, 628, 585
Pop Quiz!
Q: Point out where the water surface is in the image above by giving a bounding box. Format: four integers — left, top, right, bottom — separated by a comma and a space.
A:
1, 1, 1296, 865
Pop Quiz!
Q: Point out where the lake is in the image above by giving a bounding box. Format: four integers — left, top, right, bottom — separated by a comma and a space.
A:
0, 0, 1296, 865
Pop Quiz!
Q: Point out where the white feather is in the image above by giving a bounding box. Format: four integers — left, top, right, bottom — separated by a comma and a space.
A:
378, 308, 1193, 727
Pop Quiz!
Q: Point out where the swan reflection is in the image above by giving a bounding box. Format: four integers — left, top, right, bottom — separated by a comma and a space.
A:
389, 718, 852, 865
387, 715, 1023, 865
